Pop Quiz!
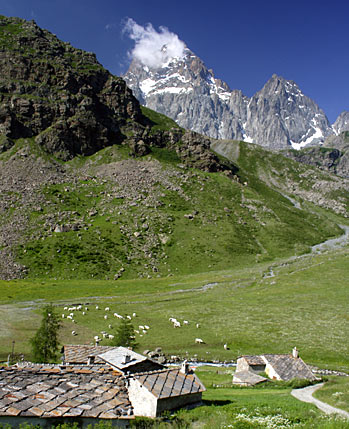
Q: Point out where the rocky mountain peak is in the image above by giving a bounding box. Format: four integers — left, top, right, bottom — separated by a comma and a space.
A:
124, 48, 336, 150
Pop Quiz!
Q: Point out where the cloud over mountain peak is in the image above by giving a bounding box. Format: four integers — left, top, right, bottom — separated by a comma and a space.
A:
123, 18, 186, 68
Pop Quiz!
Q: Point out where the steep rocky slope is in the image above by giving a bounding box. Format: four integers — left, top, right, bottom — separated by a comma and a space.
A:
124, 49, 333, 150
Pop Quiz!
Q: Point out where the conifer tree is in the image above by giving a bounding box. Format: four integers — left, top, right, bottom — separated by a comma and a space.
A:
111, 317, 137, 349
30, 304, 61, 362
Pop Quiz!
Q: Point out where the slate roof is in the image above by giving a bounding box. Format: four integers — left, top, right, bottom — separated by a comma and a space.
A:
263, 354, 317, 381
63, 345, 116, 364
131, 369, 205, 399
0, 365, 133, 420
239, 355, 265, 366
98, 347, 148, 371
233, 371, 267, 386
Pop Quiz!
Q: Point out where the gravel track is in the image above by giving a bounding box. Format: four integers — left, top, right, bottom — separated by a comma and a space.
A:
291, 383, 349, 418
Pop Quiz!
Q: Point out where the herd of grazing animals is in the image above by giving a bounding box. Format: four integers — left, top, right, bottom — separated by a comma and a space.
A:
59, 304, 229, 350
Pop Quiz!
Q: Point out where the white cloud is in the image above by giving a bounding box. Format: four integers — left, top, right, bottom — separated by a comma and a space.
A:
123, 18, 186, 68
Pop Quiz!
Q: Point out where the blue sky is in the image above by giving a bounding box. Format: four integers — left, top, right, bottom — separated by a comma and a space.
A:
1, 0, 348, 122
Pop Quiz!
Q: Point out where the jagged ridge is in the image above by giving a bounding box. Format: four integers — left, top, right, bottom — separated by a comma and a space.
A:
124, 48, 345, 150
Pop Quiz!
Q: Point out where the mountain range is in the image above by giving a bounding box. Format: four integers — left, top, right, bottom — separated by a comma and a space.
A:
124, 48, 348, 151
0, 15, 348, 283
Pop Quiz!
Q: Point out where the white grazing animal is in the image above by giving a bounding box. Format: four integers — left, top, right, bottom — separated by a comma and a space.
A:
71, 330, 77, 336
62, 314, 65, 318
195, 338, 204, 344
104, 315, 108, 320
196, 323, 200, 329
96, 306, 99, 310
144, 325, 150, 330
173, 321, 181, 328
105, 307, 110, 311
132, 312, 137, 317
183, 320, 189, 325
127, 315, 132, 320
224, 343, 228, 350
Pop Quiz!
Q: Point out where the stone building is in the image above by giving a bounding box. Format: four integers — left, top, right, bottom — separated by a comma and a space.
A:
127, 363, 206, 418
234, 349, 318, 386
0, 346, 205, 426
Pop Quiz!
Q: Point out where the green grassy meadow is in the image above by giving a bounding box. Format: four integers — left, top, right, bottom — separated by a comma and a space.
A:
1, 246, 348, 372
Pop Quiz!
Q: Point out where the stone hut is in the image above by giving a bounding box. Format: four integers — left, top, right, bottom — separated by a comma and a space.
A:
0, 346, 206, 425
127, 365, 206, 418
62, 345, 164, 374
234, 350, 318, 385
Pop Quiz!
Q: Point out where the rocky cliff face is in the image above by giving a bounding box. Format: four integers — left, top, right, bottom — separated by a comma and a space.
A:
124, 50, 334, 150
0, 16, 144, 160
285, 131, 349, 178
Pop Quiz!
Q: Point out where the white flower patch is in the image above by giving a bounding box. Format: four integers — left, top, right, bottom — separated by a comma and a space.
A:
223, 411, 297, 428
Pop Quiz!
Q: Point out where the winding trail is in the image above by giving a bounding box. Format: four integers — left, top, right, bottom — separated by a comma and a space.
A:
291, 383, 349, 418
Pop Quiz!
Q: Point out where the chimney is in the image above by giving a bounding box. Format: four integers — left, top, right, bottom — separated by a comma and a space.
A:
292, 347, 299, 358
123, 354, 131, 364
180, 360, 190, 374
87, 356, 95, 365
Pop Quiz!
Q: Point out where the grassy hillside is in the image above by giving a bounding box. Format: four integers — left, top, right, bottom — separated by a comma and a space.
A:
1, 137, 346, 281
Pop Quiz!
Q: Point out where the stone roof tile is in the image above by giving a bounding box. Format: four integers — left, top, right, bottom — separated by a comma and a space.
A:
132, 369, 205, 399
0, 365, 132, 421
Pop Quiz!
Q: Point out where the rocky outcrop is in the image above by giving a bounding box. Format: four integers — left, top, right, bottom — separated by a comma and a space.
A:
285, 131, 349, 178
0, 16, 142, 160
124, 50, 334, 151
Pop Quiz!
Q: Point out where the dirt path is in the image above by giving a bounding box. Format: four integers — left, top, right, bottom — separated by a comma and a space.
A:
291, 383, 349, 418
